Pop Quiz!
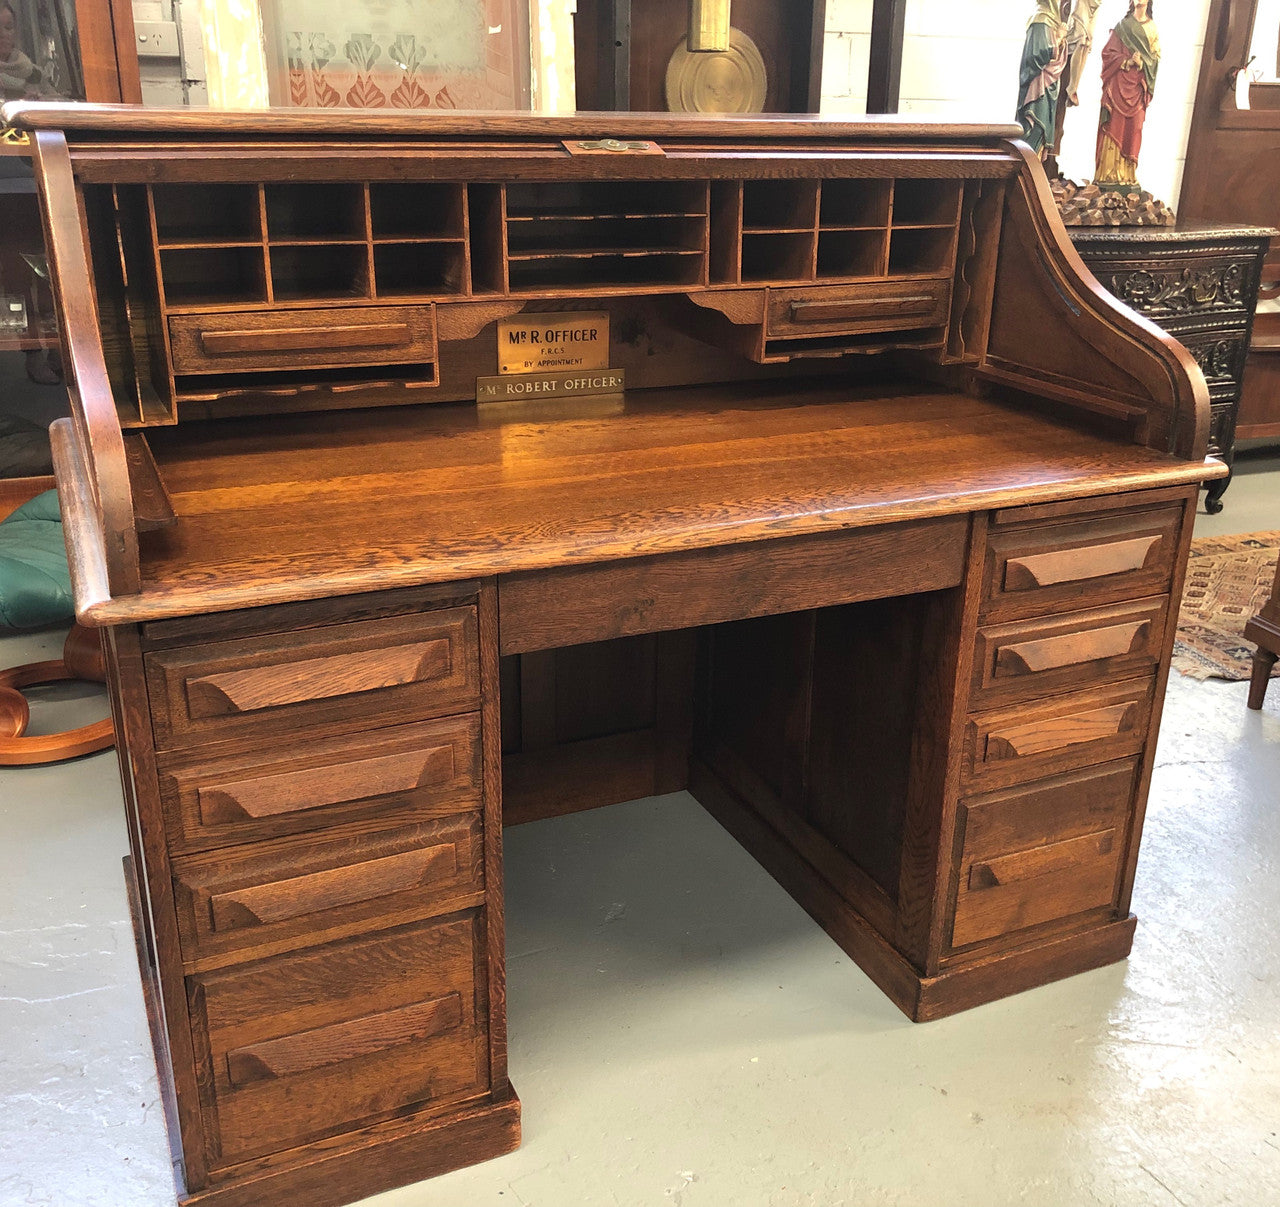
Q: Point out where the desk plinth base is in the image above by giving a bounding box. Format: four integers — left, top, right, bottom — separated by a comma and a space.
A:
691, 760, 1137, 1023
175, 1094, 521, 1207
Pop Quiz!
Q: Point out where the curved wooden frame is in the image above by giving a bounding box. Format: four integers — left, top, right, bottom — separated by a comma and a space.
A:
980, 140, 1210, 462
29, 129, 140, 597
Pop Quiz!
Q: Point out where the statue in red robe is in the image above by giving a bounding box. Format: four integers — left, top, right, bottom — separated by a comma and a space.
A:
1095, 0, 1160, 190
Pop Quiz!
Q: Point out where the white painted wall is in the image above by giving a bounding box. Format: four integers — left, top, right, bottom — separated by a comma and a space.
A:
822, 0, 1213, 210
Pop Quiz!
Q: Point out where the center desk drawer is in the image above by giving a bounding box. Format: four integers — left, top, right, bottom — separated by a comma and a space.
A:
159, 714, 482, 854
172, 816, 483, 967
766, 279, 951, 338
167, 304, 436, 375
189, 913, 488, 1168
146, 607, 479, 752
982, 503, 1183, 620
971, 596, 1168, 707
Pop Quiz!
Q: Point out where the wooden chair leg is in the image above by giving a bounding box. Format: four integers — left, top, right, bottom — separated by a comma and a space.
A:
1247, 648, 1278, 711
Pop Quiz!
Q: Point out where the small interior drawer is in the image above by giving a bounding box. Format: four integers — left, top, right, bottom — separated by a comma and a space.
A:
982, 503, 1183, 620
949, 759, 1136, 950
146, 606, 479, 752
159, 713, 482, 853
765, 278, 950, 337
963, 677, 1155, 788
167, 304, 436, 375
190, 913, 488, 1168
172, 815, 483, 966
971, 596, 1167, 706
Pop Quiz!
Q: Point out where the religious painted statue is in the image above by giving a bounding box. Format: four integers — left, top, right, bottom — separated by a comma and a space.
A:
1064, 0, 1102, 106
1095, 0, 1161, 190
1016, 0, 1068, 156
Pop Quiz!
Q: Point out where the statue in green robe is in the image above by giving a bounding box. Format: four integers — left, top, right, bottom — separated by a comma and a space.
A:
1016, 0, 1069, 157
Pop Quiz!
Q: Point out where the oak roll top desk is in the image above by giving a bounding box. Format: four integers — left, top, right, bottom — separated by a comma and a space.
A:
3, 104, 1224, 1207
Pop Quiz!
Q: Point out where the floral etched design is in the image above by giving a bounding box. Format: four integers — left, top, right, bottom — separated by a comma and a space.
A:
281, 26, 501, 110
388, 34, 429, 108
308, 34, 341, 107
344, 33, 386, 107
286, 33, 309, 106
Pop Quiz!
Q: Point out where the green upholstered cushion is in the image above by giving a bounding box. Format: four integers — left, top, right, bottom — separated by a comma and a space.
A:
0, 489, 74, 628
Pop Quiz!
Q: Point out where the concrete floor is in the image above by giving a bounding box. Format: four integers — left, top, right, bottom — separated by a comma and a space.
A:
2, 464, 1279, 1207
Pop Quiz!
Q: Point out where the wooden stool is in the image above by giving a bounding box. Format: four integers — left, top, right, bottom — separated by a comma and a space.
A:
1245, 551, 1280, 710
0, 624, 114, 764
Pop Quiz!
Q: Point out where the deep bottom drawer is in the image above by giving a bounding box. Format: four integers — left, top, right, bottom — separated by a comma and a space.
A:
950, 760, 1136, 950
191, 913, 489, 1167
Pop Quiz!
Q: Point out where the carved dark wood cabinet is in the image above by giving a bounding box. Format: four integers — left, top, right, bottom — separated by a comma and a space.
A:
1070, 224, 1275, 512
3, 103, 1224, 1207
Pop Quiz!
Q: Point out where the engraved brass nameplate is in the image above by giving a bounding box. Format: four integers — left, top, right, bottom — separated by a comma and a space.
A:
497, 311, 609, 375
477, 368, 626, 403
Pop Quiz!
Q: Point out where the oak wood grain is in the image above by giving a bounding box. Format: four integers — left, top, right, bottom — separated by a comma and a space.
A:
981, 501, 1182, 621
949, 759, 1136, 950
2, 102, 1027, 142
226, 994, 463, 1087
192, 914, 488, 1168
123, 433, 177, 531
499, 515, 966, 652
1004, 537, 1160, 591
168, 305, 436, 375
75, 384, 1219, 627
159, 713, 482, 854
146, 608, 478, 751
185, 640, 452, 717
171, 815, 485, 974
31, 132, 140, 596
971, 597, 1168, 706
963, 677, 1154, 788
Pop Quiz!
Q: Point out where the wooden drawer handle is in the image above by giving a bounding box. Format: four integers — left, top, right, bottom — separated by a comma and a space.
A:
225, 992, 463, 1087
1004, 535, 1162, 591
968, 829, 1116, 890
984, 701, 1140, 760
208, 843, 459, 931
199, 322, 412, 356
995, 620, 1149, 677
185, 638, 452, 717
197, 743, 458, 824
789, 295, 935, 323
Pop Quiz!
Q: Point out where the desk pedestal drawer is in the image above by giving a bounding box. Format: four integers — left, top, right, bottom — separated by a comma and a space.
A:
982, 504, 1182, 620
146, 607, 479, 752
172, 816, 483, 966
190, 913, 489, 1168
971, 597, 1167, 706
160, 713, 482, 853
963, 678, 1154, 787
950, 760, 1136, 951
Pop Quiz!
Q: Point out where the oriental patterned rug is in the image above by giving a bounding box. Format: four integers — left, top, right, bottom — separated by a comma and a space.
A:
1172, 531, 1280, 680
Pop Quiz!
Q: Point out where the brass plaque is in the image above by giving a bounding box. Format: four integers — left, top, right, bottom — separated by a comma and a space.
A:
477, 368, 626, 403
497, 312, 609, 375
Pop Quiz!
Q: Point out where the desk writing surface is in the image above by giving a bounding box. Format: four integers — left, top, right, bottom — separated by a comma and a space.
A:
69, 378, 1218, 626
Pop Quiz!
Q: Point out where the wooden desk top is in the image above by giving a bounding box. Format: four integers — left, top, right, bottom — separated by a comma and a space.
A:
56, 379, 1223, 626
